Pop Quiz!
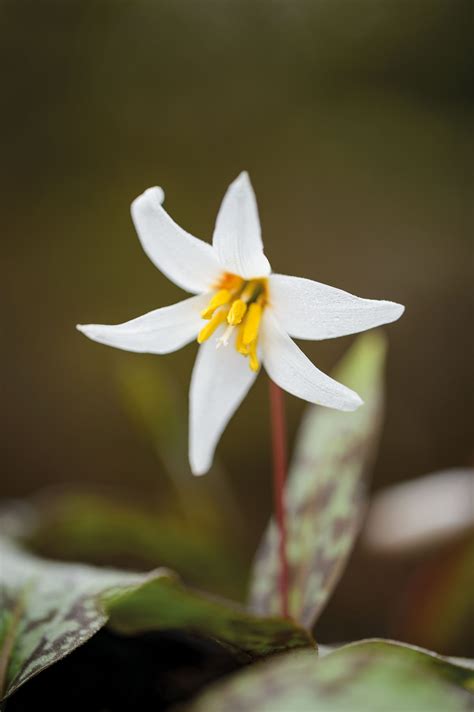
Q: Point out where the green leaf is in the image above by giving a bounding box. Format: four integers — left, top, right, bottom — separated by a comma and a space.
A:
184, 639, 474, 712
0, 531, 147, 701
0, 515, 312, 702
116, 358, 190, 482
22, 488, 247, 600
105, 577, 312, 660
249, 332, 386, 628
116, 358, 251, 559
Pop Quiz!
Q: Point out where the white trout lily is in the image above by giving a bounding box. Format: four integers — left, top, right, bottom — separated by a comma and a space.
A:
78, 172, 404, 475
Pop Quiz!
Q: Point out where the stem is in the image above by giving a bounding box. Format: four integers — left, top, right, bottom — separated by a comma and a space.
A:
268, 378, 289, 618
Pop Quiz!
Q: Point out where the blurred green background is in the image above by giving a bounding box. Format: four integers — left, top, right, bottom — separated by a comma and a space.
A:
1, 0, 472, 652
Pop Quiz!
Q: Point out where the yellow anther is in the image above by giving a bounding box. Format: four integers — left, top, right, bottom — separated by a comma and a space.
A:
236, 324, 250, 355
249, 341, 260, 372
200, 289, 231, 319
199, 276, 268, 365
242, 302, 262, 346
227, 299, 247, 326
197, 308, 228, 343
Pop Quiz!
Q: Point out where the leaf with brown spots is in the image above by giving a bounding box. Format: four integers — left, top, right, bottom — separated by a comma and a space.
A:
183, 639, 474, 712
0, 511, 313, 703
249, 332, 386, 628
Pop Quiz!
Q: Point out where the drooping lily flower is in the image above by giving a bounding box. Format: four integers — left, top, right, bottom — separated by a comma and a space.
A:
78, 173, 404, 475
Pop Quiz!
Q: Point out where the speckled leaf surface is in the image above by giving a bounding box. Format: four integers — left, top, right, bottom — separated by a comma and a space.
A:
184, 639, 474, 712
105, 577, 313, 659
0, 519, 312, 702
0, 533, 148, 700
250, 332, 386, 628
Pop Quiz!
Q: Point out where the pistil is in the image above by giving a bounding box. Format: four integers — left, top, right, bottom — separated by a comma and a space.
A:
216, 323, 235, 348
198, 275, 268, 371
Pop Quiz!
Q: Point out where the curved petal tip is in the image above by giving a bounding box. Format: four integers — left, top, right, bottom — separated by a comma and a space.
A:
76, 324, 99, 339
191, 463, 208, 477
346, 392, 364, 411
133, 186, 165, 210
392, 302, 405, 319
234, 170, 250, 185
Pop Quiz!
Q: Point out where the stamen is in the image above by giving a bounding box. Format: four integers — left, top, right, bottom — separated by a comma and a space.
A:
201, 289, 231, 320
227, 299, 247, 326
198, 274, 268, 368
236, 324, 250, 355
242, 302, 262, 346
197, 308, 228, 343
249, 341, 260, 372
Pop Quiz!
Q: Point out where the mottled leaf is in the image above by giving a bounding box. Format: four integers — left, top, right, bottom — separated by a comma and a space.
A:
250, 332, 386, 628
0, 532, 147, 700
0, 515, 312, 702
184, 639, 474, 712
105, 578, 312, 660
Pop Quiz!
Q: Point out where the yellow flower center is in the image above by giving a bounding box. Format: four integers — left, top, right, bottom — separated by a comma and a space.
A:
197, 273, 268, 371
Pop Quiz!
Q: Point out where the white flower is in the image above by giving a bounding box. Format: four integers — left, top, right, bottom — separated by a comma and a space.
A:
77, 172, 404, 475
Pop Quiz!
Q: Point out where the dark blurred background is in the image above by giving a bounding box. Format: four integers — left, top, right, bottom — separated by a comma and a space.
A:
1, 1, 473, 653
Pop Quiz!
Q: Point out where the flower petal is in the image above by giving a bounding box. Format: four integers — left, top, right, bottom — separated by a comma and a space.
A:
131, 187, 222, 294
261, 310, 363, 411
77, 293, 209, 354
212, 172, 271, 279
270, 274, 405, 340
189, 327, 258, 475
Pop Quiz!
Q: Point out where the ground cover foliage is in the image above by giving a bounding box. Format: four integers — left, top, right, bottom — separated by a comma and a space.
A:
1, 333, 472, 710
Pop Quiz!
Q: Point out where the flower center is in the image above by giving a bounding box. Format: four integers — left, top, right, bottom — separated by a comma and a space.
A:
197, 273, 268, 372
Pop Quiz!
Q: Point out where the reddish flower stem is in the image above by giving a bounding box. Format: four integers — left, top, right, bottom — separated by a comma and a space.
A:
268, 378, 290, 618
